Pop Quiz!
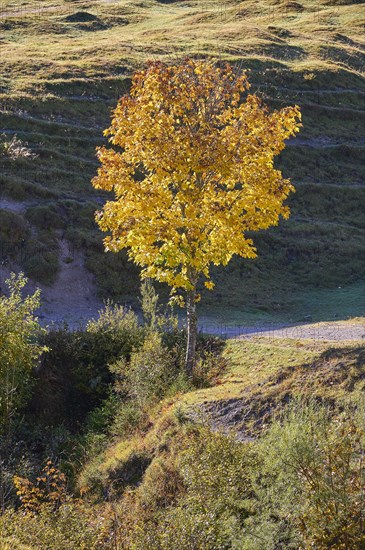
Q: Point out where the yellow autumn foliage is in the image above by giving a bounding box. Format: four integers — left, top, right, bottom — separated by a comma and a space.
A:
92, 58, 301, 292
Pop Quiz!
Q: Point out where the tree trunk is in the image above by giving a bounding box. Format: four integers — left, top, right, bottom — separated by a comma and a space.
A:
185, 287, 197, 376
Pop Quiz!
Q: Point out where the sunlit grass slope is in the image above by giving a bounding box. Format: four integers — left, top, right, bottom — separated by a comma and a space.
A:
0, 0, 364, 320
79, 325, 365, 492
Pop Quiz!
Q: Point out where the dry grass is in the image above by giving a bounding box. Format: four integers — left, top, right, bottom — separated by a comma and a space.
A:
1, 0, 363, 96
181, 333, 364, 406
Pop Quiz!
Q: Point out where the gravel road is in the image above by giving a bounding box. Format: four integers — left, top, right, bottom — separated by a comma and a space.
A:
199, 320, 365, 341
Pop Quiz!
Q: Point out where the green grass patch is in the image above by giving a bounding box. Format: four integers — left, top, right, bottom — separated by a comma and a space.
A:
0, 0, 363, 321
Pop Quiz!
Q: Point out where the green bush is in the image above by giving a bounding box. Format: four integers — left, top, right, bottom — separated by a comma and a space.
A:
29, 304, 143, 428
25, 204, 66, 231
115, 331, 179, 407
23, 251, 59, 284
85, 393, 144, 440
0, 211, 30, 259
110, 400, 144, 438
252, 400, 365, 549
120, 425, 253, 550
0, 273, 45, 432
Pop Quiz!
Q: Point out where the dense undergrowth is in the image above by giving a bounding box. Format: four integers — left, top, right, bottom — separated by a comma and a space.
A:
1, 274, 364, 548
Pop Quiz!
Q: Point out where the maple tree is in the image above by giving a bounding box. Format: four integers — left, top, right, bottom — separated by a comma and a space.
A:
92, 59, 301, 373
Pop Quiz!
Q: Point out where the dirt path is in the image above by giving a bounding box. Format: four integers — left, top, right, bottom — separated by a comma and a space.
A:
2, 109, 104, 133
38, 236, 104, 327
243, 321, 365, 341
0, 195, 105, 211
0, 198, 28, 213
199, 319, 365, 341
287, 136, 365, 148
0, 237, 104, 329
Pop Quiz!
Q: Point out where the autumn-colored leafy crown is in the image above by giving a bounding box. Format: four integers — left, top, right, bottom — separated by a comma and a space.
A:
92, 58, 301, 292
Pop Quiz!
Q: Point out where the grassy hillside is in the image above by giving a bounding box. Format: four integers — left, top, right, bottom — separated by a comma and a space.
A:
0, 0, 364, 322
74, 327, 365, 548
80, 328, 365, 490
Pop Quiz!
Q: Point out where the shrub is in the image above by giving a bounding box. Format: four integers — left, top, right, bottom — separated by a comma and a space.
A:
192, 350, 226, 388
0, 501, 111, 549
23, 249, 59, 284
0, 211, 30, 260
0, 273, 45, 432
248, 399, 365, 549
113, 400, 365, 549
123, 331, 179, 406
87, 301, 140, 341
30, 304, 143, 428
121, 426, 253, 549
13, 460, 67, 514
140, 278, 160, 329
109, 400, 144, 438
25, 205, 66, 231
292, 406, 365, 548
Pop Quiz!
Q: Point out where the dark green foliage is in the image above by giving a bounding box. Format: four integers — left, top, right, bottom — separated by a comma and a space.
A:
0, 210, 30, 259
243, 400, 365, 548
0, 208, 60, 283
25, 204, 66, 231
0, 274, 45, 432
119, 331, 180, 406
22, 233, 59, 284
28, 305, 143, 428
108, 399, 144, 438
84, 246, 141, 302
